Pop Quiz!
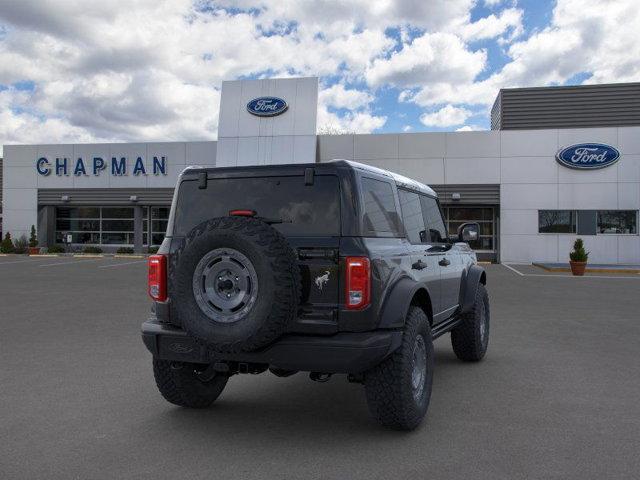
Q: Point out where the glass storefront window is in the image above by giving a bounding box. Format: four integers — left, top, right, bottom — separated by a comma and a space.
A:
149, 206, 170, 246
55, 206, 136, 246
538, 210, 577, 233
597, 210, 638, 234
445, 207, 495, 252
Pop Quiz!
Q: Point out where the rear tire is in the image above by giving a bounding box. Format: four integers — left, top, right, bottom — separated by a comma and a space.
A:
153, 359, 228, 408
364, 307, 434, 430
451, 283, 490, 362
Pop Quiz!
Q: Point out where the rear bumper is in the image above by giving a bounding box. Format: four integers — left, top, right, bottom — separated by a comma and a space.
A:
141, 319, 402, 374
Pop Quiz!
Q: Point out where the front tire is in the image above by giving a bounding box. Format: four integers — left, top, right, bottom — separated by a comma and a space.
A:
153, 359, 228, 408
364, 307, 434, 430
451, 283, 490, 362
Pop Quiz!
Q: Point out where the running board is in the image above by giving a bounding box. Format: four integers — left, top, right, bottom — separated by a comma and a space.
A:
432, 315, 462, 339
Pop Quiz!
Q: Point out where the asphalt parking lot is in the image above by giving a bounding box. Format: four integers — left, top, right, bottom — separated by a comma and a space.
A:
1, 256, 639, 479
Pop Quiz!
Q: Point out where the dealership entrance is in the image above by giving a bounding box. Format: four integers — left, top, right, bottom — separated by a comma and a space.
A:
443, 206, 498, 262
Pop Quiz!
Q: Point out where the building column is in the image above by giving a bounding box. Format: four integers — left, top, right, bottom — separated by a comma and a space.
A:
133, 206, 144, 253
37, 206, 56, 247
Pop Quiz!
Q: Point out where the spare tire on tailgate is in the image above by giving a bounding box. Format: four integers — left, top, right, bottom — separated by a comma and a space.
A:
172, 216, 301, 353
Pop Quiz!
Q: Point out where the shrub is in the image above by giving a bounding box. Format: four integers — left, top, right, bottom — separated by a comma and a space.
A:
83, 246, 103, 254
148, 246, 159, 254
48, 245, 65, 254
1, 233, 15, 253
569, 238, 589, 262
116, 247, 135, 254
13, 235, 29, 254
29, 225, 38, 248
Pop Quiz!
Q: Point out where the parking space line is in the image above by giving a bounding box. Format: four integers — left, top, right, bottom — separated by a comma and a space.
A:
39, 258, 103, 267
0, 257, 56, 266
502, 263, 640, 280
502, 263, 524, 276
98, 260, 147, 269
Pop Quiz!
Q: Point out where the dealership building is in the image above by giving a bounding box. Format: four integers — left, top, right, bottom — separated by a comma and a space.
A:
1, 78, 639, 264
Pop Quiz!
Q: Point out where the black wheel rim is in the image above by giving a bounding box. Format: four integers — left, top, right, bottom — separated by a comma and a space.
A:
192, 248, 259, 323
411, 334, 427, 402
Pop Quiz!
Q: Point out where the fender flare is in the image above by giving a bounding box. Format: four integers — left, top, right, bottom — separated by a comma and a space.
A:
459, 264, 487, 314
378, 277, 432, 329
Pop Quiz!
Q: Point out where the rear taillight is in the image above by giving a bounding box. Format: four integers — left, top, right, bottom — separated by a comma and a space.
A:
148, 254, 167, 302
345, 257, 370, 310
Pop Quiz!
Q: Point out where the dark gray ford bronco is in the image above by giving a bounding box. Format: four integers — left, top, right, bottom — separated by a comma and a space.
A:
142, 160, 489, 430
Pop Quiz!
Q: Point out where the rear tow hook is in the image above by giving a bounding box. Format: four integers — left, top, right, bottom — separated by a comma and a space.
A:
196, 362, 229, 382
309, 372, 332, 383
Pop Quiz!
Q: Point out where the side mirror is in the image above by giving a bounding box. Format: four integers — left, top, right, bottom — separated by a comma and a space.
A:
458, 222, 479, 243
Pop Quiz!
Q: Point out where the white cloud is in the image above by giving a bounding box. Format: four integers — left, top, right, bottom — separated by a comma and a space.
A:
0, 0, 638, 147
319, 84, 373, 110
420, 105, 472, 127
404, 0, 640, 111
456, 125, 484, 132
317, 105, 386, 134
366, 32, 486, 88
458, 7, 523, 42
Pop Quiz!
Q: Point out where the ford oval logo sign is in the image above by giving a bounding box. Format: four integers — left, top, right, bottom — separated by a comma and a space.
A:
247, 97, 288, 117
556, 143, 620, 170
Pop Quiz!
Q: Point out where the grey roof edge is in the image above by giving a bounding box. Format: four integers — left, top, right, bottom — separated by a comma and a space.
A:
331, 159, 437, 197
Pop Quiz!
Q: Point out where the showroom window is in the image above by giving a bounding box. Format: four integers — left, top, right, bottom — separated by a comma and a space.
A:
57, 206, 172, 246
538, 210, 577, 234
597, 210, 638, 234
145, 207, 170, 246
445, 207, 495, 251
56, 207, 135, 245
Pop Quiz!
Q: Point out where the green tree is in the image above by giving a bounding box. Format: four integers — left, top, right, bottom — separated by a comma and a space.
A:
1, 232, 15, 253
569, 238, 589, 262
29, 225, 38, 248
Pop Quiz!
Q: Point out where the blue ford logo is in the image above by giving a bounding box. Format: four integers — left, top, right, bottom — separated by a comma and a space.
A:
556, 143, 620, 170
247, 97, 288, 117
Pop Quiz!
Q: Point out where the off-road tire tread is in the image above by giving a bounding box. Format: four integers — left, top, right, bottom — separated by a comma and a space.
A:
153, 359, 228, 408
172, 217, 301, 353
364, 307, 433, 430
451, 283, 489, 362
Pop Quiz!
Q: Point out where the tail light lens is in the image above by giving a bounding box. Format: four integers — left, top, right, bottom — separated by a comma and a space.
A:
148, 254, 167, 302
345, 257, 370, 310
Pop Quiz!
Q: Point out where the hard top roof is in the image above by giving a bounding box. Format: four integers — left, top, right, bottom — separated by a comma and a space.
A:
181, 159, 437, 197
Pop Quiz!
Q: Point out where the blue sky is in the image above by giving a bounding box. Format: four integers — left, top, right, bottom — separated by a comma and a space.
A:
0, 0, 638, 150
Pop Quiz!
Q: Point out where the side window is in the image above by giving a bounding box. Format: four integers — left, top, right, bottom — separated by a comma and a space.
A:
361, 177, 401, 235
398, 189, 427, 244
420, 195, 447, 243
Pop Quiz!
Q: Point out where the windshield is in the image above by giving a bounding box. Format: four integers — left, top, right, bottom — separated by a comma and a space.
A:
172, 174, 341, 237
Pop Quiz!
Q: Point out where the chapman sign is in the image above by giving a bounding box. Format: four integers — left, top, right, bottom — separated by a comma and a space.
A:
246, 97, 288, 117
36, 156, 167, 177
556, 143, 620, 170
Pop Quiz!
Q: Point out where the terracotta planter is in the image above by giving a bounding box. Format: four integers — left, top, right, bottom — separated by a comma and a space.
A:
569, 261, 587, 276
28, 246, 40, 255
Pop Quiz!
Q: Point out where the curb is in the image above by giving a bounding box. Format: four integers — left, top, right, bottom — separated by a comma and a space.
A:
533, 263, 640, 275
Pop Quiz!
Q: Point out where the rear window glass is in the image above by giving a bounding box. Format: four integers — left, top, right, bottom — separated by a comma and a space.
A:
361, 177, 402, 235
173, 175, 340, 237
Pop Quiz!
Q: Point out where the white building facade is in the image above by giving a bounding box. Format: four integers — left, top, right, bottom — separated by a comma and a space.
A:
2, 77, 639, 264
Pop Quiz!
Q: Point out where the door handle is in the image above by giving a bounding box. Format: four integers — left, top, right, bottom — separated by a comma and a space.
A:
412, 260, 427, 270
438, 258, 451, 267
